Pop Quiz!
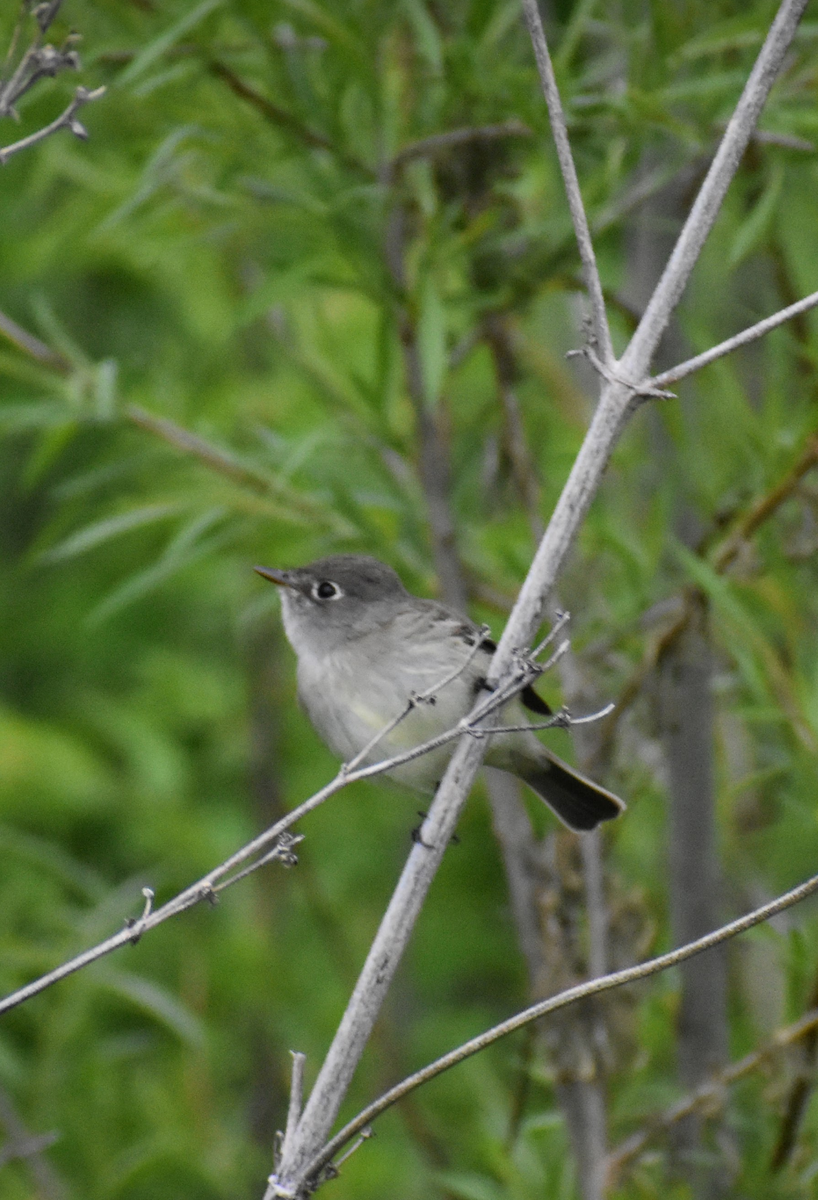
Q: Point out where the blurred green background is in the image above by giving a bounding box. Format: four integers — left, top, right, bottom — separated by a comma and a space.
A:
2, 1, 818, 1197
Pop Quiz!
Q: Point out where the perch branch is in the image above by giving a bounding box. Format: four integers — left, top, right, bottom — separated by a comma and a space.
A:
0, 641, 568, 1019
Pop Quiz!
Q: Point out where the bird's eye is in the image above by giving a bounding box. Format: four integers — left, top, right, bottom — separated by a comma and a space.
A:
314, 580, 340, 600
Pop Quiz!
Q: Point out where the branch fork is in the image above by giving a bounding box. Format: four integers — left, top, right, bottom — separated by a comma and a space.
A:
567, 343, 677, 403
0, 83, 106, 165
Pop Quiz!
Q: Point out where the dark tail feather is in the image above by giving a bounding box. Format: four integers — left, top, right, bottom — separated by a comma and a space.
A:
510, 748, 625, 832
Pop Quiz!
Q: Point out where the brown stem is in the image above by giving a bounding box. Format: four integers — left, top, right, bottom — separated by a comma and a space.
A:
208, 59, 369, 177
606, 1004, 818, 1187
770, 969, 818, 1170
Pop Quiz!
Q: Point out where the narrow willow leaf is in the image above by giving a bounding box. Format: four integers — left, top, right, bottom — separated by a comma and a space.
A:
96, 968, 207, 1047
0, 824, 107, 903
93, 359, 119, 420
402, 0, 444, 75
729, 162, 784, 270
41, 503, 185, 563
118, 0, 225, 88
21, 421, 79, 489
417, 274, 447, 408
87, 535, 225, 625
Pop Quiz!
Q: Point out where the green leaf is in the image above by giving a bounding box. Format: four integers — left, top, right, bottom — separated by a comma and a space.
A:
417, 274, 446, 407
0, 824, 107, 903
118, 0, 226, 88
402, 0, 444, 76
41, 503, 185, 563
729, 162, 784, 270
87, 510, 231, 624
96, 968, 207, 1047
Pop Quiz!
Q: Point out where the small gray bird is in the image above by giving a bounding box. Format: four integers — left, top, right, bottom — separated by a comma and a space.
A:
255, 554, 624, 832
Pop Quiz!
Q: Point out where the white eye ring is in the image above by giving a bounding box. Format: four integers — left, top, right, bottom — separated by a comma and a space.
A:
313, 580, 342, 600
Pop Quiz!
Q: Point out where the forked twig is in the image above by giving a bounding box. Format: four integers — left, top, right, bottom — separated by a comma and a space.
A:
0, 84, 105, 164
494, 701, 614, 736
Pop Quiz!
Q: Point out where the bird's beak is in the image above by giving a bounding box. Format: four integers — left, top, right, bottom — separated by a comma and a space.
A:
254, 566, 294, 588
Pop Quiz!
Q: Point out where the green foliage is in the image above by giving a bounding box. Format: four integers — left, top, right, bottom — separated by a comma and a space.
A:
2, 0, 818, 1197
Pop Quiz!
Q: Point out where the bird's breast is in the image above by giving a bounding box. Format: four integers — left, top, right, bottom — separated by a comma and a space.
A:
295, 633, 482, 788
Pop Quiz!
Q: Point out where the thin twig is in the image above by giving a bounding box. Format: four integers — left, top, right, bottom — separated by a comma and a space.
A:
495, 702, 614, 736
520, 0, 613, 366
329, 1126, 372, 1170
209, 833, 304, 892
531, 610, 570, 659
125, 405, 351, 532
711, 433, 818, 572
302, 872, 818, 1184
0, 305, 70, 367
649, 289, 818, 390
280, 1052, 306, 1165
208, 59, 369, 177
390, 119, 531, 171
0, 85, 105, 165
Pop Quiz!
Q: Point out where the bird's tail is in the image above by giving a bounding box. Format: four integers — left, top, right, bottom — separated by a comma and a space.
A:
505, 745, 625, 832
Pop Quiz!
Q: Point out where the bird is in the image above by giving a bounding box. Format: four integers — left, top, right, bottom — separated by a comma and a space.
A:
255, 554, 625, 832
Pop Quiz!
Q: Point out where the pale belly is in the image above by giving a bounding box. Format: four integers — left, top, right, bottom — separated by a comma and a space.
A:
297, 642, 481, 792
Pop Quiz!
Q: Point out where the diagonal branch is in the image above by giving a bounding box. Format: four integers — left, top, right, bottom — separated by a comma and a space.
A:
390, 118, 531, 171
649, 289, 818, 391
125, 405, 353, 534
711, 433, 818, 572
520, 0, 613, 366
207, 59, 369, 177
0, 305, 70, 367
0, 649, 559, 1019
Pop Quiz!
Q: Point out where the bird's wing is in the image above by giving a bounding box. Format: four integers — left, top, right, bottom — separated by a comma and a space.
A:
520, 685, 552, 715
463, 631, 552, 715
